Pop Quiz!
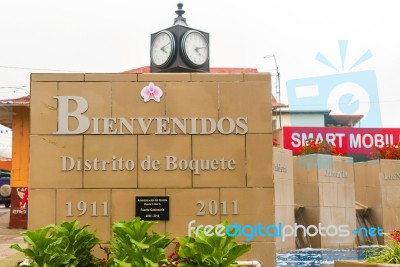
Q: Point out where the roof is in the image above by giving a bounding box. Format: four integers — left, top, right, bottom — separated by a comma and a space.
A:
325, 114, 364, 127
0, 95, 30, 128
0, 95, 30, 107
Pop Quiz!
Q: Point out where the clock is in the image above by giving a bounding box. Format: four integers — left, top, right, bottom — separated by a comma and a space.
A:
181, 30, 209, 67
150, 30, 176, 68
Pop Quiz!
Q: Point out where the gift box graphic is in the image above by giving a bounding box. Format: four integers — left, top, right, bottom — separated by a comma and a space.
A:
286, 40, 382, 128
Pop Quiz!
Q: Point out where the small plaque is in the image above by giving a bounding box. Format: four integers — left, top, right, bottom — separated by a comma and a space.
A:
135, 196, 169, 221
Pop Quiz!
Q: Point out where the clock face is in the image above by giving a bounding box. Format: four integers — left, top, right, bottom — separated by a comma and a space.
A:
151, 30, 175, 68
181, 30, 209, 67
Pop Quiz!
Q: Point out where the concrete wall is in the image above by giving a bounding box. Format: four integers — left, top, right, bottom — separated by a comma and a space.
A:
28, 72, 275, 266
294, 154, 356, 248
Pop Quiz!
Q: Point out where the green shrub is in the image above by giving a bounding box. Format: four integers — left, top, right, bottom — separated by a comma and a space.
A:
109, 217, 172, 267
173, 221, 251, 267
11, 220, 101, 267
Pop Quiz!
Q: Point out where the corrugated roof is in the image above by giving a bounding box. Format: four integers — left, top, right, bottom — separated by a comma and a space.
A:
0, 95, 30, 107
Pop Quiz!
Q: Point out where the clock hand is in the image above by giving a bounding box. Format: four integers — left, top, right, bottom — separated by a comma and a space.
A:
194, 46, 207, 55
160, 42, 171, 53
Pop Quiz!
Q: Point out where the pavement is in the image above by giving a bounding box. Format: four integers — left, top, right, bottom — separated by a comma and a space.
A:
0, 205, 26, 267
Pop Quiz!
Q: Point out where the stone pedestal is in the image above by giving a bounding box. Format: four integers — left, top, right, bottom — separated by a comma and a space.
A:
354, 159, 400, 244
294, 154, 356, 248
273, 147, 295, 252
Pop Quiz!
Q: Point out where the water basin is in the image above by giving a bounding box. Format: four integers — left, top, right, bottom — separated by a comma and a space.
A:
276, 247, 378, 267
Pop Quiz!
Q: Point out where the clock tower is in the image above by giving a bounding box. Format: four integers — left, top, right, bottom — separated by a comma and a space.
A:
150, 2, 210, 73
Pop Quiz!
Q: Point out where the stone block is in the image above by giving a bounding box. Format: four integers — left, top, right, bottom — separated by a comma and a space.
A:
56, 189, 112, 242
30, 135, 83, 188
27, 189, 56, 230
83, 135, 138, 188
219, 82, 271, 134
192, 135, 246, 187
30, 82, 58, 134
247, 134, 273, 187
138, 135, 192, 188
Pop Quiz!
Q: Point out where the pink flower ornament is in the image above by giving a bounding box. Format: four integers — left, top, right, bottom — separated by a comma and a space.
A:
141, 82, 163, 102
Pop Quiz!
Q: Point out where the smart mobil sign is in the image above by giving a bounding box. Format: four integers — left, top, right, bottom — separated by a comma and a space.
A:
286, 40, 381, 128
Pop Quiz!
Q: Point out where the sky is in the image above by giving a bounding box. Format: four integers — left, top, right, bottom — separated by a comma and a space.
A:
0, 0, 399, 127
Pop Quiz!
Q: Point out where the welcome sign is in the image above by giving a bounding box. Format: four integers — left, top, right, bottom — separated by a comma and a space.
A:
28, 72, 274, 265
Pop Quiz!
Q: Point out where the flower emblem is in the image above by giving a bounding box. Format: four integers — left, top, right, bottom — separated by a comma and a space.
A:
141, 82, 163, 102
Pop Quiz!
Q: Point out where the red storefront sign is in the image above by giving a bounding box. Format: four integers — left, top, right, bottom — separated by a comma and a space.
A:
283, 126, 400, 155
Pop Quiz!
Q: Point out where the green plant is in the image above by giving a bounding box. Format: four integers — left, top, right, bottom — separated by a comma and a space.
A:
365, 229, 400, 264
172, 221, 251, 267
300, 138, 341, 156
11, 220, 101, 267
109, 217, 172, 267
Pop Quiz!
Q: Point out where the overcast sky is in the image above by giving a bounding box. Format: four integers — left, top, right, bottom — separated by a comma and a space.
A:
0, 0, 399, 127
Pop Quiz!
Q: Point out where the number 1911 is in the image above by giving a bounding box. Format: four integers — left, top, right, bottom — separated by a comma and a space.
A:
66, 201, 109, 217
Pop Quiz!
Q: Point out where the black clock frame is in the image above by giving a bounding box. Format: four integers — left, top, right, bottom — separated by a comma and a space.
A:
150, 24, 210, 73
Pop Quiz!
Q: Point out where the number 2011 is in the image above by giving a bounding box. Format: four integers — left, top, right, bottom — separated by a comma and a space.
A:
196, 200, 239, 216
66, 201, 109, 217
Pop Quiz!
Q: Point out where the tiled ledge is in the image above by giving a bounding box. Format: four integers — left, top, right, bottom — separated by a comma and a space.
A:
335, 260, 400, 266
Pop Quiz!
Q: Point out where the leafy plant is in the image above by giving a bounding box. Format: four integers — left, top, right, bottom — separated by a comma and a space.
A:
52, 221, 101, 266
300, 138, 341, 156
172, 221, 251, 267
11, 221, 100, 267
109, 217, 172, 267
365, 228, 400, 264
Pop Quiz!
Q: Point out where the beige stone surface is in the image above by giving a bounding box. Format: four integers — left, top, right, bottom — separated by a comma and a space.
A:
273, 148, 295, 251
83, 135, 138, 188
219, 82, 271, 134
165, 188, 220, 238
30, 135, 83, 188
275, 205, 296, 252
293, 155, 356, 248
192, 135, 246, 187
30, 82, 58, 134
220, 188, 274, 242
111, 81, 167, 134
238, 241, 276, 267
56, 189, 112, 242
191, 73, 244, 82
243, 73, 271, 82
138, 135, 192, 188
295, 183, 320, 207
28, 189, 56, 230
85, 73, 137, 81
247, 134, 273, 187
165, 82, 219, 128
138, 73, 191, 82
31, 73, 84, 81
58, 82, 111, 134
